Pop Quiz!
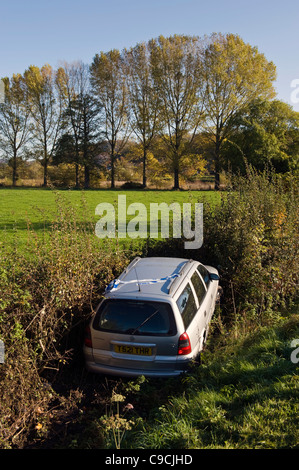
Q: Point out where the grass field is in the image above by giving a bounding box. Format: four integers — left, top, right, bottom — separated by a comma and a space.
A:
0, 188, 220, 248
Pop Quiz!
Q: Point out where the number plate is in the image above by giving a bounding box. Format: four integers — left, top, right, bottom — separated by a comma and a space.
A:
114, 344, 152, 356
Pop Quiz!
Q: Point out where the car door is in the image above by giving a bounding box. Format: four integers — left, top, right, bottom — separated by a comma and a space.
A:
189, 270, 209, 350
197, 265, 217, 325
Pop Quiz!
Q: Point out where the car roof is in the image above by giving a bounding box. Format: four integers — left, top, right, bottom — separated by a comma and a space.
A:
105, 257, 197, 299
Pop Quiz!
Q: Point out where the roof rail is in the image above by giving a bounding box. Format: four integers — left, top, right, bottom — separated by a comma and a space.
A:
168, 259, 193, 295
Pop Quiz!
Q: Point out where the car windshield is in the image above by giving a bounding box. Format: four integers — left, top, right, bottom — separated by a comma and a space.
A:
93, 299, 176, 336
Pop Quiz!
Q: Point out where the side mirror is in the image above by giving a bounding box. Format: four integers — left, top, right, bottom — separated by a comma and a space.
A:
209, 273, 220, 281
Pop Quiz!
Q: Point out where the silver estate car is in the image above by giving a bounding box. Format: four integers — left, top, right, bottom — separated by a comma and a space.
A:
84, 257, 220, 378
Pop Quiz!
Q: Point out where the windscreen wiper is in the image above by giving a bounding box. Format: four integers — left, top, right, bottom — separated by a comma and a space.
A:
130, 309, 159, 335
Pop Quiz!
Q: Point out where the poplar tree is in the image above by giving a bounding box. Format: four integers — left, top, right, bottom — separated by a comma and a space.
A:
90, 50, 130, 188
149, 35, 204, 189
0, 74, 31, 186
24, 64, 65, 186
199, 33, 276, 189
124, 42, 161, 188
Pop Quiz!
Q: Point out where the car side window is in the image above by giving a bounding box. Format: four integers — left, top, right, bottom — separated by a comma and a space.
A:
197, 265, 210, 289
176, 283, 197, 329
191, 271, 207, 305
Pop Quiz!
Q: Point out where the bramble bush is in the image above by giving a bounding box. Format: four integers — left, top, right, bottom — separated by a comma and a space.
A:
201, 167, 298, 329
145, 166, 298, 330
0, 193, 136, 447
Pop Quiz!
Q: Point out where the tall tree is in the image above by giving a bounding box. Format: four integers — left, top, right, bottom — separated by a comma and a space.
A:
199, 33, 276, 189
58, 62, 84, 188
90, 49, 130, 188
149, 35, 204, 189
124, 42, 161, 187
0, 74, 31, 186
222, 99, 299, 173
59, 61, 100, 188
24, 64, 65, 186
79, 91, 101, 189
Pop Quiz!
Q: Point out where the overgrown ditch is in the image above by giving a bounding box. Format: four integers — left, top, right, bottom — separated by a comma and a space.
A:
0, 168, 298, 449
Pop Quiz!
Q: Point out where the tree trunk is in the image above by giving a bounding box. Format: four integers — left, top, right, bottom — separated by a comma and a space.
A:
142, 148, 147, 188
84, 164, 90, 189
75, 163, 79, 189
43, 162, 48, 187
43, 138, 48, 187
12, 150, 17, 187
214, 169, 220, 191
174, 167, 180, 190
214, 135, 221, 191
83, 136, 89, 190
75, 144, 80, 188
110, 148, 115, 189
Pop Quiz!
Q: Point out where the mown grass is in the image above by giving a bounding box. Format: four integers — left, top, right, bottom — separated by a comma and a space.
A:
0, 187, 219, 247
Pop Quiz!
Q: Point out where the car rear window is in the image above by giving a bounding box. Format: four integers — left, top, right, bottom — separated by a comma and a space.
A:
93, 299, 176, 336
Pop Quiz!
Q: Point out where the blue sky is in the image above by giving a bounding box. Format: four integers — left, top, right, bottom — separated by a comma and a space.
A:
1, 0, 299, 110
